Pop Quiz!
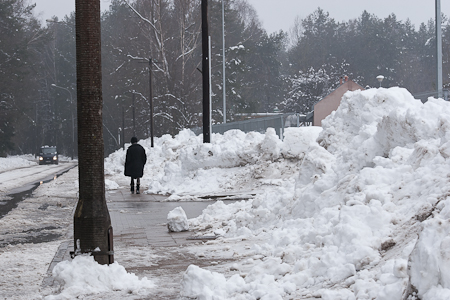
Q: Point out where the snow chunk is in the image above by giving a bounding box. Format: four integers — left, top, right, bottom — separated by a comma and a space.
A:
409, 217, 450, 299
180, 265, 247, 299
105, 179, 119, 190
167, 206, 189, 232
281, 126, 322, 158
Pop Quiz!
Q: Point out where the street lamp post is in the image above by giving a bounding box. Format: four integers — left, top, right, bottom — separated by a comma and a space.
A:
137, 58, 156, 147
202, 0, 210, 143
436, 0, 443, 98
222, 0, 226, 124
35, 102, 38, 157
376, 75, 384, 87
51, 84, 75, 160
132, 93, 136, 137
122, 106, 125, 150
149, 58, 154, 147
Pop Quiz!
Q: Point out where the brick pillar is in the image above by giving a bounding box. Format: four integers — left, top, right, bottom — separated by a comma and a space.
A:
74, 0, 113, 265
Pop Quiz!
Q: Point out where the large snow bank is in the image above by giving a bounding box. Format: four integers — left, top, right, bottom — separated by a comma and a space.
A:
103, 87, 450, 299
185, 88, 450, 299
105, 126, 322, 199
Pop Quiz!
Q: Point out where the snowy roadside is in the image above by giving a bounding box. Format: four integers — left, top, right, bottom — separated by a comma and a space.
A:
0, 167, 160, 300
0, 167, 79, 299
0, 154, 37, 173
0, 155, 76, 194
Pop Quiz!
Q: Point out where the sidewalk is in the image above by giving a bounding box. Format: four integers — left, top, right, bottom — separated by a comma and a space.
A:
108, 189, 216, 248
43, 189, 221, 288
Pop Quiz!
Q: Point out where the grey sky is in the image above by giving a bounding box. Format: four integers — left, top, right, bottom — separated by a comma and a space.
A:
33, 0, 449, 33
246, 0, 450, 33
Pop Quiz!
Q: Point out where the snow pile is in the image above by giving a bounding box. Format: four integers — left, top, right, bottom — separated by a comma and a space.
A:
167, 206, 189, 232
180, 265, 249, 299
181, 88, 450, 299
0, 155, 36, 172
105, 126, 319, 199
105, 178, 119, 190
102, 87, 450, 299
45, 255, 155, 299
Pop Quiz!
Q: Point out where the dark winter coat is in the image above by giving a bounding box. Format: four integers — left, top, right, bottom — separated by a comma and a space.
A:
124, 143, 147, 178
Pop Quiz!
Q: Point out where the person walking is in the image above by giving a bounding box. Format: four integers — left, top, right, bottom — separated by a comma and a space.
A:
124, 136, 147, 194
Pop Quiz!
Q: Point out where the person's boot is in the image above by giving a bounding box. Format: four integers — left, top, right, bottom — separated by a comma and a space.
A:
136, 184, 140, 194
130, 183, 134, 194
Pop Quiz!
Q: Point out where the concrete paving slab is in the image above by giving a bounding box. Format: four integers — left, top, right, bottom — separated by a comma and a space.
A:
43, 188, 226, 288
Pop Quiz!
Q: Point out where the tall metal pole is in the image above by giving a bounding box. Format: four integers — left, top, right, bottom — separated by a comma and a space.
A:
132, 93, 136, 137
71, 111, 74, 159
74, 0, 113, 265
209, 36, 212, 138
35, 102, 38, 157
222, 0, 226, 123
436, 0, 443, 98
149, 58, 154, 147
202, 0, 210, 143
51, 84, 75, 160
122, 106, 125, 150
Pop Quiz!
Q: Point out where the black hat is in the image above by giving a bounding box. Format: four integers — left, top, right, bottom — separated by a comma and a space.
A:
131, 136, 138, 143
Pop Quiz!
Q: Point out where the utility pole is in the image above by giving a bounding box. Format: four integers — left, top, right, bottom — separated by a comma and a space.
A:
222, 0, 226, 124
202, 0, 210, 143
132, 93, 136, 137
74, 0, 113, 265
122, 106, 125, 150
436, 0, 443, 98
149, 58, 154, 147
35, 102, 38, 157
51, 84, 75, 160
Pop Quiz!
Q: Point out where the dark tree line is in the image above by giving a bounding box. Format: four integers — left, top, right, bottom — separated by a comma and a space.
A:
1, 0, 449, 156
0, 0, 50, 156
281, 9, 449, 113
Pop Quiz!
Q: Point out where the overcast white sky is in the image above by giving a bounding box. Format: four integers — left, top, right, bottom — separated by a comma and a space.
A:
33, 0, 449, 33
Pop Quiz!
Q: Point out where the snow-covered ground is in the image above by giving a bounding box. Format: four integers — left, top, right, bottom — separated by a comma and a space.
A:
2, 87, 450, 299
0, 165, 79, 299
0, 154, 36, 172
0, 154, 74, 174
0, 161, 77, 193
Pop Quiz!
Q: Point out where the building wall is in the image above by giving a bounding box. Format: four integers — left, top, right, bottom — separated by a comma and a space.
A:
313, 80, 364, 126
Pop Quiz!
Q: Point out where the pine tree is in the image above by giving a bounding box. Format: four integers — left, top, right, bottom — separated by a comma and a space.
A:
0, 0, 46, 155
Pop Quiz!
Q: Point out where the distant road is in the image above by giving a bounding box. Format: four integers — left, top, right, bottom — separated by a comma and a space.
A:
0, 162, 77, 194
